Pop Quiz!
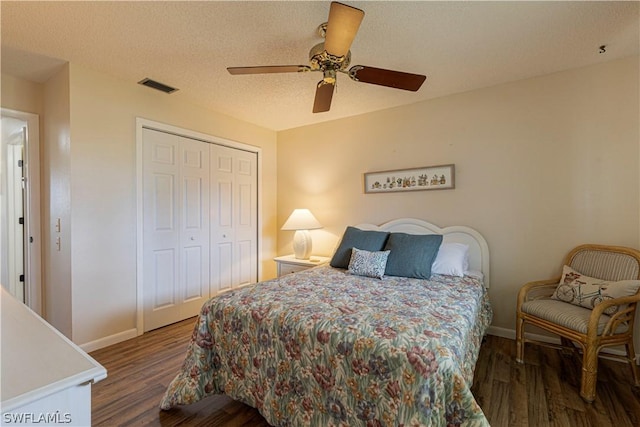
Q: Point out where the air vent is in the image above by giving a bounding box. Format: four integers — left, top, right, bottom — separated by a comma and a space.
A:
138, 78, 178, 94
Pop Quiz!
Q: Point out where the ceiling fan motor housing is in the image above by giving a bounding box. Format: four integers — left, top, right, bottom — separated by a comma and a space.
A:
309, 42, 351, 73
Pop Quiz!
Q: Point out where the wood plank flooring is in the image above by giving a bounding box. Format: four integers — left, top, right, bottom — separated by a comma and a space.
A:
90, 318, 640, 426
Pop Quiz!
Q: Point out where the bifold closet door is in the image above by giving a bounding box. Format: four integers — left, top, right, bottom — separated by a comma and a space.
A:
142, 129, 211, 332
210, 145, 258, 293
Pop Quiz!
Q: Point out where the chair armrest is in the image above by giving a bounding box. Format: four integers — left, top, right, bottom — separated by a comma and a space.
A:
517, 278, 560, 310
587, 292, 640, 338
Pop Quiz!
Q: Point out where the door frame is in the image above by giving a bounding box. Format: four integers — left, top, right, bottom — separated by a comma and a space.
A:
1, 108, 42, 315
135, 118, 262, 335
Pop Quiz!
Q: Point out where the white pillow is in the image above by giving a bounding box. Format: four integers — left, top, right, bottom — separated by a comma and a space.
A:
431, 243, 469, 277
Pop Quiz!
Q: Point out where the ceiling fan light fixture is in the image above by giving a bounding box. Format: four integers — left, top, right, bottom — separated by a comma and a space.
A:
324, 2, 364, 57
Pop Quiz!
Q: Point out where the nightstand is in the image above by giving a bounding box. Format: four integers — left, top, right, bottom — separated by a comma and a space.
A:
274, 254, 330, 277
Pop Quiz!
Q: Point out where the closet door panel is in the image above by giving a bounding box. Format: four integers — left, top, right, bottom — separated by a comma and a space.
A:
183, 246, 204, 301
142, 129, 210, 331
216, 181, 233, 228
143, 130, 180, 330
214, 242, 233, 291
178, 136, 210, 317
210, 145, 257, 293
233, 150, 258, 287
237, 240, 253, 286
151, 249, 176, 308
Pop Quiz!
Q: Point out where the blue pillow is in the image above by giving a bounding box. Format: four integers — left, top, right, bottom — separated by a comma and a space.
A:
330, 226, 390, 269
383, 233, 443, 279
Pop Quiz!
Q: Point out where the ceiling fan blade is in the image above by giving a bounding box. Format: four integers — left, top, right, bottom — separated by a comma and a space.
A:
324, 2, 364, 57
313, 80, 335, 113
227, 65, 311, 75
348, 65, 426, 91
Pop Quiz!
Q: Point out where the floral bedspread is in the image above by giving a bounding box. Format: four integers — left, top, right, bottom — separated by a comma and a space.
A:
160, 266, 493, 427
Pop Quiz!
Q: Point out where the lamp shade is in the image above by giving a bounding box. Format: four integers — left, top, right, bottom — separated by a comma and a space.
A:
281, 209, 322, 231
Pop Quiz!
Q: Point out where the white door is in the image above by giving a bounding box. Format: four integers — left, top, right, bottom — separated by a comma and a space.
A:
210, 145, 258, 293
5, 139, 25, 302
142, 128, 210, 331
1, 110, 42, 315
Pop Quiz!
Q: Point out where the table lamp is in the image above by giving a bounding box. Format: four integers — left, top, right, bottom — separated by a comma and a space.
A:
281, 209, 322, 260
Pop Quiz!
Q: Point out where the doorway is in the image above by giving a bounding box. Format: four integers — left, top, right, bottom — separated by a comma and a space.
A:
1, 109, 42, 314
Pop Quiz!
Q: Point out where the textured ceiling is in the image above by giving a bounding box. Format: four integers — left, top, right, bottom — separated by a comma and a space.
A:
2, 1, 638, 131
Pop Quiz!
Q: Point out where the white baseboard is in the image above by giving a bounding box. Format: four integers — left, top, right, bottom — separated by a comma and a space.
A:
79, 328, 138, 353
487, 326, 640, 365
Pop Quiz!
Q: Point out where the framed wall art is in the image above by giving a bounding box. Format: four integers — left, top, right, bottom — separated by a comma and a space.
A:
364, 164, 455, 194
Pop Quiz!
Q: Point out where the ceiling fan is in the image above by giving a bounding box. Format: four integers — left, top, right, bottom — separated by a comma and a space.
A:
227, 1, 426, 113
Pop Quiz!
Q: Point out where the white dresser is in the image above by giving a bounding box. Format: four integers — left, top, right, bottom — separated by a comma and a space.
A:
1, 288, 107, 426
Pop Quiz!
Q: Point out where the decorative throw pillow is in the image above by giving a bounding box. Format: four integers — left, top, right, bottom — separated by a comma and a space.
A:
383, 233, 443, 279
347, 248, 390, 279
330, 226, 390, 269
432, 243, 469, 277
551, 265, 640, 315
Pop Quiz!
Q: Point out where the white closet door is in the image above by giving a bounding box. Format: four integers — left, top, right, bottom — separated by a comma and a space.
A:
142, 129, 210, 331
210, 145, 258, 293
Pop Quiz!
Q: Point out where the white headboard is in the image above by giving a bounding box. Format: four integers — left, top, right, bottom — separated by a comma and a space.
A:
355, 218, 490, 288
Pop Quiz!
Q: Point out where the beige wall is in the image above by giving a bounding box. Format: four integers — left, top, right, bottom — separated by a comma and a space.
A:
2, 56, 638, 349
42, 65, 73, 336
277, 56, 640, 334
1, 74, 43, 115
66, 63, 278, 346
3, 64, 278, 347
3, 70, 74, 335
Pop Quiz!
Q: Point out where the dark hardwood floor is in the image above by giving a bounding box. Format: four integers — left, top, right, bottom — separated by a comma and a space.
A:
90, 318, 640, 426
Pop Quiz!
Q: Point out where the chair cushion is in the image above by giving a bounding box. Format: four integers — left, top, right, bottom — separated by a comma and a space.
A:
551, 265, 640, 315
521, 299, 628, 335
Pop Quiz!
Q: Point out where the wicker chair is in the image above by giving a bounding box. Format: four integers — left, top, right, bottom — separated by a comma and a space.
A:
516, 244, 640, 402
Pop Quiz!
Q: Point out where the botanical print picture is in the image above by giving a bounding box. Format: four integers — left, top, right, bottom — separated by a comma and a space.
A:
364, 164, 455, 193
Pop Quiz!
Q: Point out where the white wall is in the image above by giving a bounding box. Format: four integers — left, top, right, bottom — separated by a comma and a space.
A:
277, 57, 640, 338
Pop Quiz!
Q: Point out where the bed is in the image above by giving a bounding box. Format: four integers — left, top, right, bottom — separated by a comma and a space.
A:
160, 218, 493, 427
